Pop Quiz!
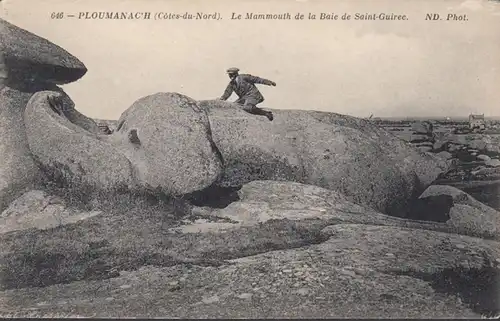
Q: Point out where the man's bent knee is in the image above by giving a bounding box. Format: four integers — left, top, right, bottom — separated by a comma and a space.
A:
242, 104, 256, 113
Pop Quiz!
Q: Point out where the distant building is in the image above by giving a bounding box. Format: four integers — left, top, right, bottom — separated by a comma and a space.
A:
469, 114, 485, 130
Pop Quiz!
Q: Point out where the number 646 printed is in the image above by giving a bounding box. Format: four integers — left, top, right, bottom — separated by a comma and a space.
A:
50, 12, 64, 19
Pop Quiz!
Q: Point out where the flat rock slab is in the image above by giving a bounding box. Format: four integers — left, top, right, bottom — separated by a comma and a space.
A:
0, 190, 101, 234
2, 224, 499, 318
179, 181, 476, 238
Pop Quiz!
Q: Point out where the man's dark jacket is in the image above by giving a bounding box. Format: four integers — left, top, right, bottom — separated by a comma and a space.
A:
220, 74, 274, 104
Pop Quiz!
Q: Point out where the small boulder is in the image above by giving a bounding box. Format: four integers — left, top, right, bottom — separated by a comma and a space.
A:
485, 159, 500, 168
411, 121, 433, 135
467, 139, 487, 151
410, 134, 434, 143
419, 185, 500, 239
433, 140, 447, 152
486, 143, 500, 154
435, 151, 453, 160
477, 155, 492, 162
447, 144, 462, 153
417, 146, 433, 153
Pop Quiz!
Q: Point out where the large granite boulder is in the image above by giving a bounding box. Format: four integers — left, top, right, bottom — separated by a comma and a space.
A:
24, 92, 224, 198
198, 100, 449, 215
24, 91, 135, 193
0, 87, 40, 210
419, 185, 500, 239
112, 93, 223, 195
0, 18, 87, 85
0, 18, 88, 210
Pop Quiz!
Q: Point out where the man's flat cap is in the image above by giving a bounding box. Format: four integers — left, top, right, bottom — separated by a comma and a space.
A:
226, 67, 240, 73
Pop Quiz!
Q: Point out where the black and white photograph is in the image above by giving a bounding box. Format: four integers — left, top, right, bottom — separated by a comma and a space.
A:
0, 0, 499, 318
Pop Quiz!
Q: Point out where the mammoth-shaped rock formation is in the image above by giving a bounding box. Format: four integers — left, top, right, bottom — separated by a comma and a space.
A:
0, 17, 451, 218
0, 18, 225, 209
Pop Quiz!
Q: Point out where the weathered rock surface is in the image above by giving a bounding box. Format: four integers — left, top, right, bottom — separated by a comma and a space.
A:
2, 224, 499, 318
112, 93, 223, 195
23, 92, 224, 198
477, 154, 492, 162
0, 87, 41, 210
411, 120, 433, 135
410, 134, 433, 143
184, 180, 459, 236
24, 91, 136, 192
437, 133, 500, 156
54, 91, 100, 134
436, 151, 453, 160
486, 159, 500, 168
0, 190, 101, 234
94, 119, 119, 134
433, 139, 447, 152
0, 18, 89, 210
2, 179, 499, 318
0, 18, 87, 85
419, 185, 500, 239
199, 100, 449, 215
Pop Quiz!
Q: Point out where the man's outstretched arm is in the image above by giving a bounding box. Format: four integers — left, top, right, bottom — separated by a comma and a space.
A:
242, 74, 276, 86
219, 83, 233, 100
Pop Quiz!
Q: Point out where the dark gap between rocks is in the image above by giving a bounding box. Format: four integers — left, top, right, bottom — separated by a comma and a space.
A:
405, 195, 454, 223
460, 183, 500, 211
389, 265, 500, 317
185, 185, 242, 208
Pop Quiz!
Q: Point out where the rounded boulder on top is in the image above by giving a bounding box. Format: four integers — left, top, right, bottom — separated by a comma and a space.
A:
112, 92, 224, 196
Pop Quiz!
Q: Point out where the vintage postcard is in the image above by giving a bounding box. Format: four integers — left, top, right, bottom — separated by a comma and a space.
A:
0, 0, 499, 318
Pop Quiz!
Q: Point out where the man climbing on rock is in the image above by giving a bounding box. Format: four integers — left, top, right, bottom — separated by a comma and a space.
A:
218, 67, 276, 121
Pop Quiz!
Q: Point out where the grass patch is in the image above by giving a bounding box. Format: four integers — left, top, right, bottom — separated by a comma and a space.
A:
0, 209, 329, 290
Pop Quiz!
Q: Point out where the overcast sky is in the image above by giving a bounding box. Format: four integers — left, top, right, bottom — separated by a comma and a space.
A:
2, 0, 499, 119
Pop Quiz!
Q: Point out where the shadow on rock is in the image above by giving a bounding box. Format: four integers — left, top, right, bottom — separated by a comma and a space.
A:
391, 264, 500, 317
185, 184, 242, 208
407, 194, 454, 222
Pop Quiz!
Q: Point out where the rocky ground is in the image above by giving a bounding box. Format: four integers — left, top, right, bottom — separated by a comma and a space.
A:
1, 18, 500, 319
382, 121, 500, 211
2, 178, 500, 318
